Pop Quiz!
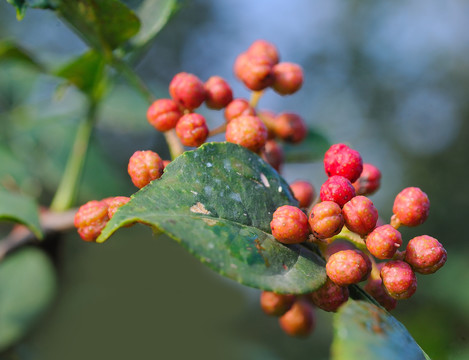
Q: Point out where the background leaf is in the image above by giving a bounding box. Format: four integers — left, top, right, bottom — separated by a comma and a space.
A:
0, 189, 42, 239
0, 247, 57, 352
97, 142, 327, 294
283, 128, 330, 163
5, 0, 56, 19
0, 40, 44, 71
331, 300, 430, 360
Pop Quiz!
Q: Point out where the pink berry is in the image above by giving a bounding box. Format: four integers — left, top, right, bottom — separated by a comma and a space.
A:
319, 175, 356, 208
270, 205, 310, 244
175, 113, 209, 147
404, 235, 447, 274
274, 113, 307, 144
107, 196, 131, 219
289, 180, 315, 208
308, 201, 344, 240
393, 187, 430, 227
146, 99, 182, 132
324, 143, 363, 183
238, 55, 275, 91
364, 264, 397, 311
247, 40, 279, 64
380, 260, 417, 300
342, 195, 379, 236
233, 52, 250, 80
310, 277, 349, 312
169, 72, 206, 111
204, 76, 233, 110
366, 225, 402, 260
279, 300, 315, 337
74, 200, 109, 242
225, 115, 267, 153
162, 160, 171, 169
353, 163, 381, 196
224, 98, 256, 123
324, 240, 356, 260
260, 139, 284, 172
260, 291, 295, 316
326, 249, 371, 286
272, 62, 303, 95
128, 150, 164, 189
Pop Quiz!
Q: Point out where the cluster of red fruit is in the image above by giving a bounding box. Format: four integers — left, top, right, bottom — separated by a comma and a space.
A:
262, 143, 447, 337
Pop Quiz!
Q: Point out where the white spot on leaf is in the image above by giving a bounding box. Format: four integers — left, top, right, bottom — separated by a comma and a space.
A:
190, 202, 211, 215
260, 173, 270, 188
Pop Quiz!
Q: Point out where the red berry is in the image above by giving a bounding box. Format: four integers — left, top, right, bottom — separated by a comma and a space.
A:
162, 160, 171, 169
146, 99, 182, 132
380, 260, 417, 300
257, 110, 277, 139
260, 139, 284, 172
247, 40, 279, 64
308, 201, 344, 240
289, 180, 315, 208
74, 200, 109, 242
342, 195, 379, 236
204, 76, 233, 109
225, 115, 267, 153
404, 235, 447, 274
279, 300, 315, 337
274, 113, 307, 144
324, 240, 356, 260
270, 205, 310, 244
272, 62, 303, 95
364, 264, 397, 311
324, 143, 363, 183
169, 72, 206, 111
326, 249, 371, 286
233, 52, 250, 80
107, 196, 131, 219
366, 225, 402, 260
260, 291, 295, 316
392, 187, 430, 227
319, 175, 356, 208
238, 55, 275, 91
353, 163, 381, 196
128, 150, 164, 189
310, 277, 349, 312
175, 113, 209, 147
224, 98, 256, 123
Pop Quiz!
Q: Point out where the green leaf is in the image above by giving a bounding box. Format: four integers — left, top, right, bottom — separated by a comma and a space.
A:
331, 300, 430, 360
0, 247, 57, 352
0, 40, 44, 71
54, 50, 107, 99
56, 0, 141, 54
131, 0, 178, 47
0, 189, 43, 239
97, 142, 327, 294
5, 0, 56, 20
283, 128, 330, 163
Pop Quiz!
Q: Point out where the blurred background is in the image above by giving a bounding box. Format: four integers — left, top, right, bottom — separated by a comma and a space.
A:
1, 0, 468, 359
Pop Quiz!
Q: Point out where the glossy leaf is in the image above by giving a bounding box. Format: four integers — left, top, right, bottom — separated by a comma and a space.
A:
5, 0, 56, 20
0, 40, 44, 71
97, 142, 327, 294
0, 189, 43, 239
331, 300, 431, 360
0, 248, 57, 351
283, 128, 330, 163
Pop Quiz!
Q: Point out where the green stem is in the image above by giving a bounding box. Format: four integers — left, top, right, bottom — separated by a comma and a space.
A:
330, 228, 368, 252
50, 102, 97, 212
249, 90, 264, 108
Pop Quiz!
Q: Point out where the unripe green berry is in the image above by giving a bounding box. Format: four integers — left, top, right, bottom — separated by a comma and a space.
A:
290, 180, 315, 208
128, 150, 164, 189
279, 300, 315, 337
169, 72, 206, 111
353, 163, 381, 196
74, 200, 109, 242
175, 113, 209, 147
204, 76, 233, 110
380, 260, 417, 300
270, 205, 310, 244
247, 39, 279, 64
272, 62, 303, 95
310, 277, 349, 312
274, 113, 307, 144
224, 98, 256, 123
260, 291, 295, 316
107, 196, 131, 219
342, 195, 379, 236
308, 201, 344, 240
324, 143, 363, 183
366, 225, 402, 259
326, 249, 371, 286
392, 187, 430, 227
146, 98, 182, 132
319, 175, 356, 208
404, 235, 447, 274
225, 115, 267, 153
260, 139, 284, 172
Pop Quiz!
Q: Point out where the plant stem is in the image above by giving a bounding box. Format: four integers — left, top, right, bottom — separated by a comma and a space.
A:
249, 90, 264, 108
208, 123, 227, 137
330, 228, 368, 252
50, 102, 97, 212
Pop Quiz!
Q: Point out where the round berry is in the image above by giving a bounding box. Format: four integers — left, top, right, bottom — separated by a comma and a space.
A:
162, 160, 171, 169
380, 260, 417, 300
353, 163, 381, 196
270, 205, 310, 244
324, 240, 356, 260
204, 76, 233, 110
324, 143, 363, 183
247, 40, 279, 64
364, 265, 397, 311
279, 300, 315, 337
319, 175, 356, 208
404, 235, 447, 274
234, 52, 250, 80
107, 196, 131, 219
326, 249, 371, 286
272, 62, 303, 95
225, 115, 267, 153
175, 113, 209, 147
128, 150, 164, 189
393, 187, 430, 227
289, 180, 315, 208
146, 99, 182, 132
366, 225, 402, 260
308, 201, 344, 240
260, 139, 284, 172
260, 291, 295, 317
238, 55, 275, 91
342, 195, 378, 236
310, 277, 349, 312
274, 113, 307, 144
169, 72, 206, 111
74, 200, 109, 242
224, 98, 256, 123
